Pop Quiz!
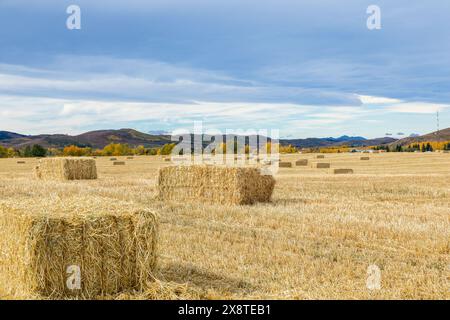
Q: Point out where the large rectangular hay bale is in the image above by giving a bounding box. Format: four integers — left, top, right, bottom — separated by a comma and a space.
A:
333, 168, 353, 174
314, 162, 331, 169
360, 156, 370, 160
279, 162, 292, 168
113, 161, 126, 166
17, 161, 26, 164
157, 165, 275, 205
316, 155, 325, 159
0, 197, 158, 299
35, 158, 97, 180
295, 159, 308, 166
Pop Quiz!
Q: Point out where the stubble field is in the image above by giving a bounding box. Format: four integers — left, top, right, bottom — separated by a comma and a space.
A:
0, 152, 449, 299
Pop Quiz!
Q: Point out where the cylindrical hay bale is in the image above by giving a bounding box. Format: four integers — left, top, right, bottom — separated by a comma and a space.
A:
316, 155, 325, 159
333, 168, 353, 174
360, 157, 370, 160
157, 165, 276, 205
279, 162, 292, 168
17, 161, 26, 164
295, 159, 308, 166
113, 161, 125, 166
35, 158, 97, 180
314, 162, 331, 169
0, 197, 158, 299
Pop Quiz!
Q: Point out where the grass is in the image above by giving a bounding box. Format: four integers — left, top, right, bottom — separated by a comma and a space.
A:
0, 153, 449, 299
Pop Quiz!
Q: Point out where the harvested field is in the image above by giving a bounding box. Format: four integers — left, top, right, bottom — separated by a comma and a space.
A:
0, 152, 448, 300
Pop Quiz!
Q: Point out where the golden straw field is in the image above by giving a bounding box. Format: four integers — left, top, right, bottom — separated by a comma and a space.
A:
0, 152, 449, 299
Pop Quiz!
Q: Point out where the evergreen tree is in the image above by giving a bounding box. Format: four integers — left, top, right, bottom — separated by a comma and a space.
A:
23, 146, 32, 157
31, 144, 47, 157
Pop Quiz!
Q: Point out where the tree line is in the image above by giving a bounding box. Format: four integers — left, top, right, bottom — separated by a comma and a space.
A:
1, 140, 449, 158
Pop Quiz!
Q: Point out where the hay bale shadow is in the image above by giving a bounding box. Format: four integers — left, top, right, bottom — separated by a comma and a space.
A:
157, 262, 256, 294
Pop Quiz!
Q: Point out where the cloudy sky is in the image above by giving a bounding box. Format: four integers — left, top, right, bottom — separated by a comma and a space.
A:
0, 0, 449, 138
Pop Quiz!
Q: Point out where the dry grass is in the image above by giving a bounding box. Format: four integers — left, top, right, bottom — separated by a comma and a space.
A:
0, 153, 448, 300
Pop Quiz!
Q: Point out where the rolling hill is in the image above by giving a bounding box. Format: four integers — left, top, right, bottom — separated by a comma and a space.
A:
0, 128, 402, 150
0, 129, 172, 149
389, 127, 450, 147
280, 136, 397, 148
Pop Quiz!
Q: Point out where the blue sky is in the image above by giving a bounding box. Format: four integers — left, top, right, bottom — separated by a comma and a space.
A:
0, 0, 449, 138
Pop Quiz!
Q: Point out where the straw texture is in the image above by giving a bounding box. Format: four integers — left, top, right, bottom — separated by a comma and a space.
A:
0, 196, 158, 299
295, 159, 308, 166
35, 158, 97, 181
314, 163, 331, 169
333, 168, 354, 174
157, 165, 275, 205
279, 162, 292, 168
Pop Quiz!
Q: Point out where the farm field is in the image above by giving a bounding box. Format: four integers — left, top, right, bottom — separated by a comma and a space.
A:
0, 153, 449, 299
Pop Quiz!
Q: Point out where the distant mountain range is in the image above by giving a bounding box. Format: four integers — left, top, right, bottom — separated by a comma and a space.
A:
0, 128, 448, 150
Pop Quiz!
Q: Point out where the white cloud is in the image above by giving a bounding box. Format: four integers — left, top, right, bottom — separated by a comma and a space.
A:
358, 95, 402, 105
0, 95, 316, 135
385, 102, 449, 114
0, 57, 362, 106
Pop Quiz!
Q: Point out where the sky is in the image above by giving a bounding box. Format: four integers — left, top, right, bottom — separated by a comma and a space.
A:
0, 0, 449, 138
